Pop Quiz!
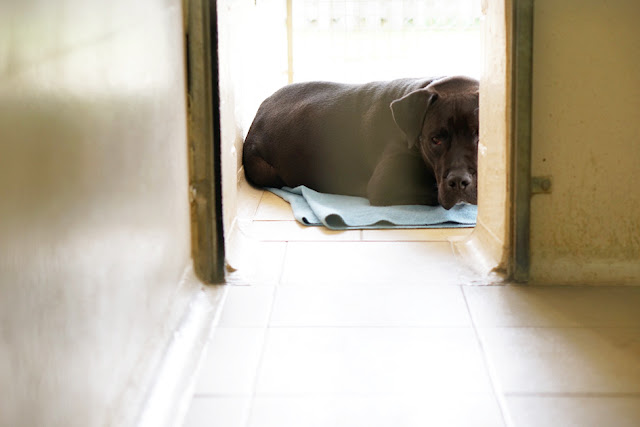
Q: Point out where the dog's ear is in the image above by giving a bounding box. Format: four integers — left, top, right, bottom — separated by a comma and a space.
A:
426, 75, 479, 95
390, 89, 437, 149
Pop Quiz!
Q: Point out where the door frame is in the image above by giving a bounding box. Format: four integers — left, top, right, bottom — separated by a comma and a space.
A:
185, 0, 535, 284
185, 0, 225, 284
510, 0, 534, 282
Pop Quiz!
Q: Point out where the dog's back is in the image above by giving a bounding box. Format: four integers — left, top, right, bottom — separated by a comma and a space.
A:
242, 78, 433, 195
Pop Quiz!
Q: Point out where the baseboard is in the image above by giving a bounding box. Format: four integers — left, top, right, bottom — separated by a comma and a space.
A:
128, 268, 226, 427
453, 219, 508, 285
529, 258, 640, 286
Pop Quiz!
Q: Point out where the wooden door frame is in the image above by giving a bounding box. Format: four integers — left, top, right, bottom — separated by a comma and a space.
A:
185, 0, 225, 284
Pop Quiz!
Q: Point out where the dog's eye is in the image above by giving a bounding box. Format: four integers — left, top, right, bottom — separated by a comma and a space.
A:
431, 137, 442, 146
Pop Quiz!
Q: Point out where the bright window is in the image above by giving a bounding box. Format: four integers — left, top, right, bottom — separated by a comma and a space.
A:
291, 0, 482, 83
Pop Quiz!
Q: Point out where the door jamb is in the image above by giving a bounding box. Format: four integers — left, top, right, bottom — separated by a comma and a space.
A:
185, 0, 225, 284
510, 0, 534, 282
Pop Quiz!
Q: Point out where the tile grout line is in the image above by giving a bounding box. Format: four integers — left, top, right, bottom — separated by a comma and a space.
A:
505, 391, 640, 398
194, 390, 516, 398
242, 251, 285, 427
247, 325, 482, 329
276, 241, 289, 285
249, 190, 266, 221
460, 285, 514, 427
240, 196, 283, 427
470, 325, 640, 330
240, 325, 267, 427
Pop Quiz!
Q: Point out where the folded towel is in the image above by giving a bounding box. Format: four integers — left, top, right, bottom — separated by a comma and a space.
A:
268, 186, 476, 230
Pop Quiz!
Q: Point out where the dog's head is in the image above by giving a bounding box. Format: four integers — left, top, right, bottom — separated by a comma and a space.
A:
391, 76, 479, 210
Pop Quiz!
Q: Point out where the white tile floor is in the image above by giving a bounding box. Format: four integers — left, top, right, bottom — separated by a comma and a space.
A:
182, 181, 640, 427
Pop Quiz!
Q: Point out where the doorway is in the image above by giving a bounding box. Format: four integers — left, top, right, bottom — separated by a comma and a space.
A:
188, 0, 532, 284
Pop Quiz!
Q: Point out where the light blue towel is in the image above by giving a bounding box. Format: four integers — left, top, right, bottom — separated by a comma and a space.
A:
268, 186, 477, 230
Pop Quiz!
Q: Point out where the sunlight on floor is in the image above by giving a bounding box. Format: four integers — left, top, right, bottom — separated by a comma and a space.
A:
180, 178, 640, 427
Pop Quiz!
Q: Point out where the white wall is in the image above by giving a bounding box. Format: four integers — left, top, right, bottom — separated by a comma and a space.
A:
0, 1, 199, 425
456, 0, 511, 277
217, 0, 289, 236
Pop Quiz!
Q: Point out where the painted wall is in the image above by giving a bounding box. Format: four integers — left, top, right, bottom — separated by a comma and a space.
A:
0, 1, 198, 425
217, 0, 288, 236
465, 0, 512, 275
529, 0, 640, 284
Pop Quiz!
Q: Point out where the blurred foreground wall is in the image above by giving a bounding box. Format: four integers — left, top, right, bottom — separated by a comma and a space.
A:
0, 1, 198, 425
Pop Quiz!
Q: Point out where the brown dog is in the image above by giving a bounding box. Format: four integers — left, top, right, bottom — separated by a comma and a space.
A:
242, 76, 479, 209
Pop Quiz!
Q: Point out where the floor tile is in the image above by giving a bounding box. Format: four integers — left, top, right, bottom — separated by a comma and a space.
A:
218, 286, 275, 327
282, 241, 466, 286
182, 397, 250, 427
269, 284, 471, 327
464, 285, 640, 327
225, 240, 286, 286
256, 327, 492, 394
248, 394, 505, 427
506, 396, 640, 427
194, 328, 265, 395
236, 178, 264, 221
362, 227, 473, 242
254, 191, 295, 221
479, 327, 640, 394
204, 175, 640, 427
244, 220, 361, 242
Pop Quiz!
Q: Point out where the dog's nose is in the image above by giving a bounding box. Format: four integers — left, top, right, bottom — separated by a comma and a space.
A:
446, 171, 472, 190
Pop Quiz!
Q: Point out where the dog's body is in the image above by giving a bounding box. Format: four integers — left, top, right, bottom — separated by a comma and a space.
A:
242, 76, 479, 209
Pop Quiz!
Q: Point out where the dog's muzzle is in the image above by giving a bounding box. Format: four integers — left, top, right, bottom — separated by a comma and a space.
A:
439, 169, 477, 210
